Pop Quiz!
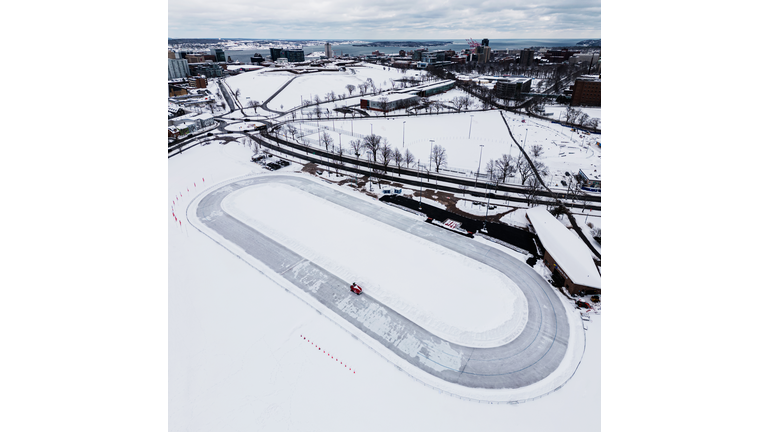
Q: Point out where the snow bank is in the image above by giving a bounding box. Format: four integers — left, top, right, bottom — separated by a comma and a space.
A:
221, 182, 528, 347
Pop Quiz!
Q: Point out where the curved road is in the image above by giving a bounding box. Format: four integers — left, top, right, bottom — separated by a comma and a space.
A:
191, 174, 572, 390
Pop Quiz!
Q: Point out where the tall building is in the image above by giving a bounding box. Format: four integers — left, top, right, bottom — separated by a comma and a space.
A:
520, 49, 534, 68
168, 58, 190, 80
168, 50, 176, 59
481, 38, 489, 47
284, 49, 305, 62
570, 75, 601, 107
210, 48, 226, 62
475, 45, 491, 63
324, 42, 332, 58
270, 47, 305, 62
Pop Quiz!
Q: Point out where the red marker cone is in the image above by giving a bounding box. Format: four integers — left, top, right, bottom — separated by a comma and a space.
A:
194, 182, 196, 187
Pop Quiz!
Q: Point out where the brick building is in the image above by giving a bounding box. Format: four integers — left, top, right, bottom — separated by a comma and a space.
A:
570, 75, 601, 107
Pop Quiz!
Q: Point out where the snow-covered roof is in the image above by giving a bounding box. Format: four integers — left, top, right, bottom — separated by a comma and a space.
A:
526, 206, 600, 289
579, 167, 601, 181
365, 93, 418, 103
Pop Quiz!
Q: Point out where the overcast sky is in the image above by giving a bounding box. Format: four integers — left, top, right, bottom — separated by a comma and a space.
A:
168, 0, 600, 40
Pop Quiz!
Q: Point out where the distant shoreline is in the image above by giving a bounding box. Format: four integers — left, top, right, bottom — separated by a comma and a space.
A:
352, 41, 450, 48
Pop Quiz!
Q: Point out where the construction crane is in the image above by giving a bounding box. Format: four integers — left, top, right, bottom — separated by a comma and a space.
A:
466, 38, 480, 49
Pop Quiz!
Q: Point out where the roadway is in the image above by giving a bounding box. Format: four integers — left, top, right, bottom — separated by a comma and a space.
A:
190, 174, 573, 390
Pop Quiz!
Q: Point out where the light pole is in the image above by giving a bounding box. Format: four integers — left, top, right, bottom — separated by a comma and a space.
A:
523, 128, 528, 149
483, 181, 491, 231
418, 159, 422, 211
468, 115, 474, 139
474, 144, 484, 188
428, 139, 434, 173
402, 121, 406, 147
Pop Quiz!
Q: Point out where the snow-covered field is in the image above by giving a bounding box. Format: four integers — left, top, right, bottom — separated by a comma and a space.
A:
544, 105, 602, 129
222, 182, 527, 347
168, 141, 601, 431
311, 108, 600, 190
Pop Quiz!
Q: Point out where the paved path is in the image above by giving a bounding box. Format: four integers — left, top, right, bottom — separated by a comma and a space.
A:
191, 175, 571, 389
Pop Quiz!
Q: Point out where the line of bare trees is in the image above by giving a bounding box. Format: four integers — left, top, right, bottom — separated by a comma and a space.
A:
483, 144, 549, 205
562, 106, 599, 129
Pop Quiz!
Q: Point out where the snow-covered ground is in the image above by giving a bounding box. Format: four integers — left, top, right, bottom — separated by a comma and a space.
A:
310, 108, 600, 190
221, 182, 527, 347
456, 199, 512, 217
544, 104, 602, 129
169, 141, 601, 431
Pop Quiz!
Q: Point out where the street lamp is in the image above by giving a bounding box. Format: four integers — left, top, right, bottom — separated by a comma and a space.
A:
402, 121, 406, 147
483, 181, 491, 231
418, 159, 422, 211
468, 115, 474, 139
428, 139, 434, 173
474, 144, 484, 188
523, 128, 528, 149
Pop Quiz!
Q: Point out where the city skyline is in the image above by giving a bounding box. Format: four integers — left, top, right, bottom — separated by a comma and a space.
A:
168, 0, 601, 40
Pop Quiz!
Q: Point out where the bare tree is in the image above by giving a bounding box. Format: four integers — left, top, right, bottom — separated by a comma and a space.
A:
346, 84, 355, 96
286, 124, 298, 141
248, 99, 260, 114
404, 148, 415, 168
320, 131, 334, 151
363, 134, 382, 162
234, 88, 241, 99
430, 145, 447, 173
524, 177, 543, 206
514, 153, 534, 185
393, 148, 403, 176
493, 153, 515, 183
380, 141, 393, 171
530, 144, 544, 159
485, 159, 498, 184
349, 138, 364, 166
379, 97, 389, 116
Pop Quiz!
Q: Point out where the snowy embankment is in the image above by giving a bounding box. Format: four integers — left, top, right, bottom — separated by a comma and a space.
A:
455, 199, 511, 217
221, 182, 528, 347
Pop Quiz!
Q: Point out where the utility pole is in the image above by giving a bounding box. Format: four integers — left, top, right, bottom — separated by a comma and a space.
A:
474, 144, 484, 188
468, 114, 474, 138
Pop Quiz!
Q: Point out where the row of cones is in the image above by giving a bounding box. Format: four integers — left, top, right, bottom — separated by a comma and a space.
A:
302, 335, 355, 374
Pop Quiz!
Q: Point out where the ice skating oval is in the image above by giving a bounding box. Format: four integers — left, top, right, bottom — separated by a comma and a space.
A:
191, 174, 571, 391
